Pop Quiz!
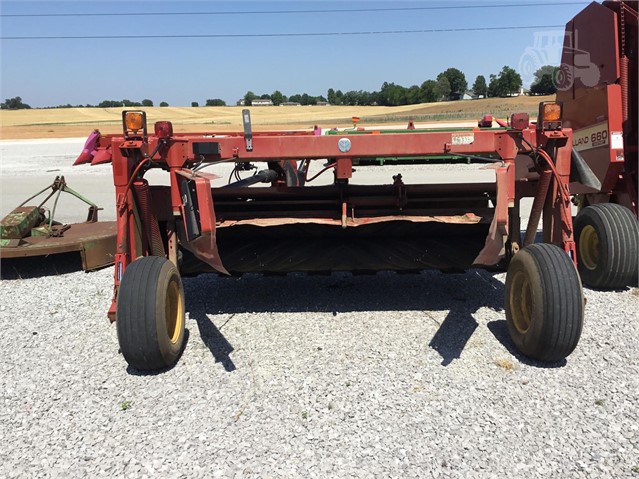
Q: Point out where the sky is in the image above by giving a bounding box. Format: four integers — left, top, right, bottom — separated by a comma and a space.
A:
0, 0, 589, 108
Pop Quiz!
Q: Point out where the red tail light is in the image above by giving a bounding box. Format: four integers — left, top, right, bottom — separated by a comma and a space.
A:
155, 121, 173, 139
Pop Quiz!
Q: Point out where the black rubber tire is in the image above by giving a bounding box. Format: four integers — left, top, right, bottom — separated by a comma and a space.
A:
116, 256, 186, 371
574, 203, 639, 289
505, 243, 584, 362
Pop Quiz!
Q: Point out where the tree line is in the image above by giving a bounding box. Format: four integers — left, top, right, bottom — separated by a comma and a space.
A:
242, 66, 526, 107
0, 97, 228, 110
1, 65, 557, 111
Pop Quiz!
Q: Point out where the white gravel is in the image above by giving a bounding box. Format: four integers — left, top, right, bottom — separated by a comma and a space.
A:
0, 138, 636, 477
1, 262, 638, 478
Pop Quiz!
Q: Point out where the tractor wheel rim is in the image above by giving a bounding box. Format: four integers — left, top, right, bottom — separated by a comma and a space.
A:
510, 271, 533, 334
166, 280, 183, 344
579, 225, 600, 271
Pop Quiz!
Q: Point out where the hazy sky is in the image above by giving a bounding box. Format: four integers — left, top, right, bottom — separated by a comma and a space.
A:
1, 0, 587, 108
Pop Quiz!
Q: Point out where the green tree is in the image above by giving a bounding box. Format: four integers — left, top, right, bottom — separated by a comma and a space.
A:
378, 82, 407, 106
420, 80, 441, 103
191, 101, 199, 107
327, 88, 336, 105
159, 101, 169, 107
243, 91, 256, 106
0, 96, 31, 109
142, 99, 154, 107
98, 100, 123, 107
342, 91, 358, 106
288, 94, 302, 103
406, 85, 422, 104
532, 65, 558, 84
472, 75, 488, 97
488, 66, 523, 97
205, 99, 226, 106
530, 65, 558, 95
271, 90, 285, 106
437, 68, 468, 97
436, 76, 451, 100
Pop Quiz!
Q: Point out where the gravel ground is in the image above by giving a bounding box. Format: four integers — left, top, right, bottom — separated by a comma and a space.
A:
1, 259, 638, 478
1, 138, 636, 477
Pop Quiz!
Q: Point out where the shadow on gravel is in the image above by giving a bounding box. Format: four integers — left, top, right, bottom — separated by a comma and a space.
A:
486, 320, 567, 368
187, 296, 236, 372
1, 252, 84, 279
182, 269, 510, 368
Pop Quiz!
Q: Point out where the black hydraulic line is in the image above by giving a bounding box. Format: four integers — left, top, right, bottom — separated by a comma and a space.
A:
224, 169, 279, 188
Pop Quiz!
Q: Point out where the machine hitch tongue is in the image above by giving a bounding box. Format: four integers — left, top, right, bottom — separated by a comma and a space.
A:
242, 109, 253, 152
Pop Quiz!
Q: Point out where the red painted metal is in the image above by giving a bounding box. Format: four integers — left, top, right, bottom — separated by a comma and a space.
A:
557, 0, 638, 215
510, 113, 530, 131
478, 115, 493, 128
76, 104, 577, 321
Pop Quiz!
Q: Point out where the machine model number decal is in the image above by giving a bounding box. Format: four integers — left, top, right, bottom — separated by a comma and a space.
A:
451, 134, 474, 145
573, 122, 609, 152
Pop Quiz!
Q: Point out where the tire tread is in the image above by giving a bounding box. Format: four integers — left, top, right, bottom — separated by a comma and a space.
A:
116, 256, 182, 371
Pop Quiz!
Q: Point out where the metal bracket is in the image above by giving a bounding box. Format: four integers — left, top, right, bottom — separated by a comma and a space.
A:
242, 109, 253, 152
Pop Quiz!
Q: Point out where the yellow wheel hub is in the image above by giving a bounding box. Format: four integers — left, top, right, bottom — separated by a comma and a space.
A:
579, 225, 600, 271
510, 270, 533, 334
165, 280, 183, 344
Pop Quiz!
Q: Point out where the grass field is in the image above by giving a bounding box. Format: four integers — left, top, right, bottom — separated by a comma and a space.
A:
0, 95, 554, 139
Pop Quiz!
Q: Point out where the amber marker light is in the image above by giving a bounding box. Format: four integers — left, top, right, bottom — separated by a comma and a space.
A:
121, 110, 148, 139
537, 102, 563, 131
540, 102, 562, 122
125, 112, 144, 131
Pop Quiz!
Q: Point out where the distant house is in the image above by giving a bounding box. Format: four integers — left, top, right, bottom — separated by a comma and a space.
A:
507, 87, 530, 97
281, 102, 301, 106
315, 101, 330, 106
252, 99, 274, 106
236, 98, 274, 106
449, 91, 474, 101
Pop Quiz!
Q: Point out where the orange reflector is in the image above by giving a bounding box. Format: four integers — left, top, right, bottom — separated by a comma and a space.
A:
541, 103, 562, 122
125, 112, 144, 131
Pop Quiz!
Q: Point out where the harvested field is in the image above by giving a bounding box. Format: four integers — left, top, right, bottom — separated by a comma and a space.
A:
0, 95, 554, 139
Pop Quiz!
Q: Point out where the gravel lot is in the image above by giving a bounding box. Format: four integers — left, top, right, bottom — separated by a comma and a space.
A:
1, 260, 638, 478
1, 139, 638, 478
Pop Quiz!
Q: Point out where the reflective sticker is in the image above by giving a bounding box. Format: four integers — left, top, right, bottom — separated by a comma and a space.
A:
610, 132, 624, 150
451, 134, 474, 145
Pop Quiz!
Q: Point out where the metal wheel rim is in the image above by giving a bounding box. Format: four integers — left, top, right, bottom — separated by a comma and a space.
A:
165, 280, 183, 344
579, 225, 600, 271
510, 270, 533, 334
